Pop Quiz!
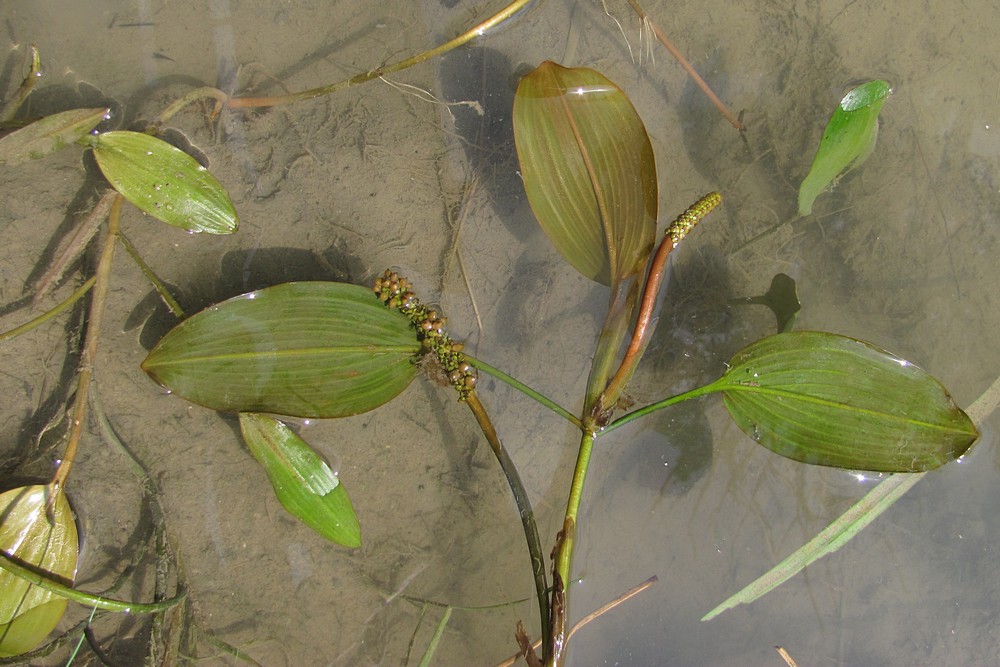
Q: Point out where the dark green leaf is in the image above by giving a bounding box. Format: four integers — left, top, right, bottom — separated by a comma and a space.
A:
87, 130, 238, 234
142, 282, 420, 418
715, 331, 977, 472
0, 108, 108, 165
513, 61, 657, 285
0, 486, 78, 657
239, 413, 360, 547
798, 80, 891, 216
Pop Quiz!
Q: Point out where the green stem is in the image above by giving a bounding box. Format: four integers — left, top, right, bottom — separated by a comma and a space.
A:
584, 277, 640, 426
467, 355, 582, 429
0, 277, 95, 343
602, 381, 723, 435
465, 391, 551, 660
417, 606, 453, 667
547, 429, 597, 666
0, 549, 184, 613
227, 0, 538, 109
117, 231, 185, 318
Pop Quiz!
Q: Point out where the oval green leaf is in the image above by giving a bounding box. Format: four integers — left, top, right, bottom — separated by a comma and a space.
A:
88, 130, 238, 234
715, 331, 977, 472
0, 485, 78, 657
0, 107, 108, 166
513, 61, 657, 285
239, 413, 360, 547
142, 282, 420, 418
798, 80, 891, 216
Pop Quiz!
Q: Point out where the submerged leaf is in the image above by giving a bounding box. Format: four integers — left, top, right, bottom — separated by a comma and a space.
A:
798, 80, 891, 216
0, 107, 108, 165
239, 413, 360, 547
513, 61, 657, 285
87, 130, 238, 234
143, 282, 420, 418
714, 331, 977, 472
702, 473, 921, 620
0, 485, 78, 657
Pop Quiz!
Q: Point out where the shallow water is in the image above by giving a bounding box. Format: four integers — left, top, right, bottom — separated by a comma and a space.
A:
2, 0, 999, 665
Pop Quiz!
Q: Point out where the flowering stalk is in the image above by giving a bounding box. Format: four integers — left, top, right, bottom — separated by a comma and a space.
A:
373, 269, 551, 659
594, 192, 721, 425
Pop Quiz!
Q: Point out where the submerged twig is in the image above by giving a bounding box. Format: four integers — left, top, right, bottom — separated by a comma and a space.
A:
227, 0, 538, 109
48, 193, 122, 502
494, 575, 659, 667
622, 0, 744, 130
443, 174, 484, 339
34, 190, 117, 305
0, 43, 41, 123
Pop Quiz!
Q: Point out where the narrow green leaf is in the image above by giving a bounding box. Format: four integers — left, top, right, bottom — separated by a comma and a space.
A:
702, 472, 920, 620
0, 485, 78, 657
513, 61, 657, 285
798, 80, 891, 216
239, 413, 360, 547
143, 282, 420, 418
716, 331, 977, 472
0, 108, 108, 165
87, 130, 238, 234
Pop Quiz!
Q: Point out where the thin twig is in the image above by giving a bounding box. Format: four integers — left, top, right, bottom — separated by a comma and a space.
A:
34, 190, 117, 305
622, 0, 744, 130
493, 576, 659, 667
446, 175, 484, 338
227, 0, 538, 109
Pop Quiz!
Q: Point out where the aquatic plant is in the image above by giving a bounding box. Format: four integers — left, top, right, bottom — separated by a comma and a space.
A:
0, 2, 985, 664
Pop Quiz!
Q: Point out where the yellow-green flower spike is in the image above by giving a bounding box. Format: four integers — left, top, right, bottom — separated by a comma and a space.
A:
666, 192, 721, 247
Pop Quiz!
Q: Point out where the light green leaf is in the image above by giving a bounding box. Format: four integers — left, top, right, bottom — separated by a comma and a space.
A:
0, 485, 78, 657
714, 331, 977, 472
798, 80, 891, 216
513, 61, 657, 285
86, 130, 238, 234
142, 282, 420, 418
0, 108, 108, 165
239, 413, 360, 547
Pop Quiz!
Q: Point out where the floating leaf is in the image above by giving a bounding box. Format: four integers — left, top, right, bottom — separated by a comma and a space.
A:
798, 80, 891, 216
513, 61, 657, 285
0, 485, 78, 657
239, 413, 360, 547
712, 331, 977, 472
0, 107, 108, 166
142, 282, 420, 418
86, 130, 238, 234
